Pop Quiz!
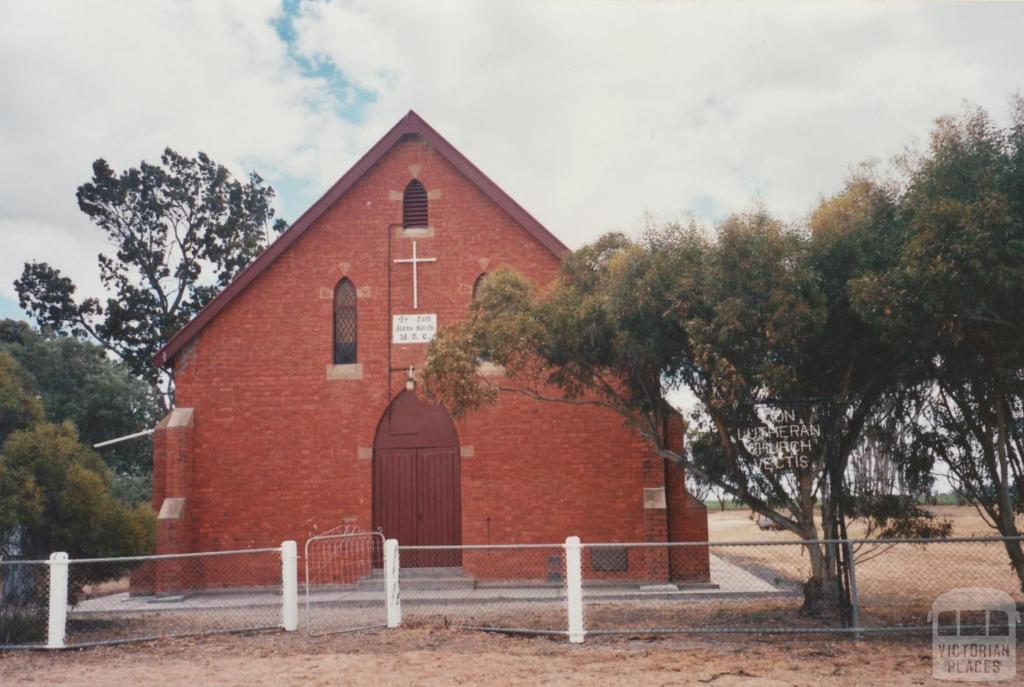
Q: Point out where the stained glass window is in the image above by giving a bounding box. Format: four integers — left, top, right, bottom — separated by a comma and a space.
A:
333, 278, 357, 364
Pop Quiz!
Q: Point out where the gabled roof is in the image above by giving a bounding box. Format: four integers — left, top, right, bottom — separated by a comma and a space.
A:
154, 110, 568, 367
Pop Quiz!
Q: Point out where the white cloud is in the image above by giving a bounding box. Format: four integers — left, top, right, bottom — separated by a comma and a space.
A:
288, 0, 1023, 235
1, 0, 1022, 309
0, 0, 356, 302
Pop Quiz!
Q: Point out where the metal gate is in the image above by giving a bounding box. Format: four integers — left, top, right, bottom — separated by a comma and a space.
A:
304, 530, 386, 635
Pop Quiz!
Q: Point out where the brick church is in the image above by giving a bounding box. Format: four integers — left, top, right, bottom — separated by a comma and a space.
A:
147, 111, 709, 583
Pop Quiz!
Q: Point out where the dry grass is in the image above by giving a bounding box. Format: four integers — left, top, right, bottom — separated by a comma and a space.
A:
1, 626, 1013, 686
706, 505, 1024, 628
706, 503, 1016, 540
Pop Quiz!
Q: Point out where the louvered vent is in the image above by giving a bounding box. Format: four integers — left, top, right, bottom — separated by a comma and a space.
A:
403, 179, 428, 228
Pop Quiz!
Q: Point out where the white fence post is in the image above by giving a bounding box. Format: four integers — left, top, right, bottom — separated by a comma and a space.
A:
280, 540, 298, 632
845, 541, 862, 639
565, 536, 584, 643
47, 552, 68, 649
384, 538, 401, 628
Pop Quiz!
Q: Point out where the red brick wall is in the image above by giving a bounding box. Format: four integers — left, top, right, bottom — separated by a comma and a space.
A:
665, 416, 710, 581
156, 134, 708, 586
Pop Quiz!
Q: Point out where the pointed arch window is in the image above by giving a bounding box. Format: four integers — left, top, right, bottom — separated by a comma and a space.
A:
472, 272, 488, 301
333, 278, 357, 364
403, 179, 428, 228
472, 272, 492, 363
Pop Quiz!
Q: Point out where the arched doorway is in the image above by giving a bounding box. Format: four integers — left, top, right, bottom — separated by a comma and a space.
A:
372, 389, 462, 567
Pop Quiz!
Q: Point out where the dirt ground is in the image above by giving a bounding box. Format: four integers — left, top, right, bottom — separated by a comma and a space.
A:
1, 625, 1008, 687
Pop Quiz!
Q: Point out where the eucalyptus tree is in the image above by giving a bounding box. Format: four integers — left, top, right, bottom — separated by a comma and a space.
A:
15, 149, 285, 410
852, 101, 1024, 591
424, 197, 942, 613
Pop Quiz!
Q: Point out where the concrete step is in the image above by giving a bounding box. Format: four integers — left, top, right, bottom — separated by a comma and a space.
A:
399, 566, 467, 578
355, 566, 476, 591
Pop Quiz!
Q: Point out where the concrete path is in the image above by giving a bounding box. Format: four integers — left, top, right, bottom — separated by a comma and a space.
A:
72, 554, 793, 615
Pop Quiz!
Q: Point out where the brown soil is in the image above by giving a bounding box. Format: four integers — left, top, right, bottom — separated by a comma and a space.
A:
0, 625, 1002, 686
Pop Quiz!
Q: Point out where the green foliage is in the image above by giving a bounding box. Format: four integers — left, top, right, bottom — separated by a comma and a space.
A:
851, 103, 1024, 366
426, 205, 920, 540
0, 350, 44, 445
424, 205, 933, 614
0, 421, 155, 560
0, 320, 160, 489
849, 101, 1024, 589
688, 211, 828, 405
845, 494, 951, 540
14, 149, 286, 407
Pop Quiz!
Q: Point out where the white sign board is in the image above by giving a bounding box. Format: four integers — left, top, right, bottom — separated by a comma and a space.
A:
392, 313, 437, 344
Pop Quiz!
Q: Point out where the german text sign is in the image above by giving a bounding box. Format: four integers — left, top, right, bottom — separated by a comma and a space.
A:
392, 313, 437, 344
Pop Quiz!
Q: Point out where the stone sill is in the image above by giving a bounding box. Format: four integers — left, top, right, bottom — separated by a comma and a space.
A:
396, 226, 434, 239
326, 363, 364, 381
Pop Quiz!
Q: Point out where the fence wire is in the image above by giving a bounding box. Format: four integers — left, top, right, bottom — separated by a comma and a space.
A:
852, 538, 1024, 632
304, 531, 386, 636
580, 538, 1024, 636
64, 548, 283, 646
396, 544, 568, 635
5, 536, 1024, 649
0, 560, 50, 648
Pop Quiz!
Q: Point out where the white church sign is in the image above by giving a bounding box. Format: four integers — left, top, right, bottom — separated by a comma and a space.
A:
392, 313, 437, 343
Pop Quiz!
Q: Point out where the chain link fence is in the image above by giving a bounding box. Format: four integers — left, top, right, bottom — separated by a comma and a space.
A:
851, 537, 1023, 633
5, 536, 1023, 648
1, 559, 50, 648
397, 544, 569, 636
580, 537, 1024, 636
64, 548, 283, 647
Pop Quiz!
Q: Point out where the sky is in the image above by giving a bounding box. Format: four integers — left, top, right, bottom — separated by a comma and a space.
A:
1, 0, 1022, 325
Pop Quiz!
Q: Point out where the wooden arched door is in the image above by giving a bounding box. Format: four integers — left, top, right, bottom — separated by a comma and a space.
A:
372, 390, 461, 567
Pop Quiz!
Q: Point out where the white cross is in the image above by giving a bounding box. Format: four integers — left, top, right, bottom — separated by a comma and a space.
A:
393, 240, 436, 310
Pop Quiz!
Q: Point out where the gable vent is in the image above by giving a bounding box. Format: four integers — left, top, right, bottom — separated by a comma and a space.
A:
403, 179, 428, 228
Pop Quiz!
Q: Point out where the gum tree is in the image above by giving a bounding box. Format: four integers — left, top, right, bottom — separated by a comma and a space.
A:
852, 102, 1024, 591
15, 149, 285, 410
425, 200, 943, 614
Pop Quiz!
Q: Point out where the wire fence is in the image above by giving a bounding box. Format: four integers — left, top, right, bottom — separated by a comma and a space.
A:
580, 537, 1024, 636
394, 537, 1024, 638
63, 548, 283, 647
0, 559, 50, 648
397, 544, 569, 636
3, 535, 1023, 648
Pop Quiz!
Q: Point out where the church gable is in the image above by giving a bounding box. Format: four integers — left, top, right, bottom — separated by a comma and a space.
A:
154, 111, 567, 368
147, 115, 710, 576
